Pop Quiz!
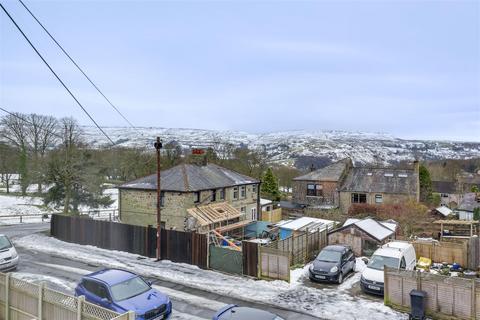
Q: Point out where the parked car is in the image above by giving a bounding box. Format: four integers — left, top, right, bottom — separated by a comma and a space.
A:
212, 305, 284, 320
360, 241, 416, 296
309, 245, 355, 284
0, 234, 19, 272
75, 269, 172, 319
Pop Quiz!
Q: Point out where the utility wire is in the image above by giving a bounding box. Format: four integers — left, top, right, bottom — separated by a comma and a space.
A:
17, 0, 138, 132
0, 2, 116, 146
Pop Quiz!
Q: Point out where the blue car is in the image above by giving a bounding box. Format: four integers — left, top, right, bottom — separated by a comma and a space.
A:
212, 305, 284, 320
75, 269, 172, 320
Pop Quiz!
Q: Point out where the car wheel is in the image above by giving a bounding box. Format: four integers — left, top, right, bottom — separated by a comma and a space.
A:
338, 272, 343, 284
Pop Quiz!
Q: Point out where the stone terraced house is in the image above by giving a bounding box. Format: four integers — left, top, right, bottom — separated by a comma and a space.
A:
292, 159, 352, 208
118, 163, 260, 232
292, 159, 420, 213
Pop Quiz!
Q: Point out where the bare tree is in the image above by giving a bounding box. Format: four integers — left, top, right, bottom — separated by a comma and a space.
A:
26, 114, 58, 193
0, 143, 18, 193
0, 113, 30, 195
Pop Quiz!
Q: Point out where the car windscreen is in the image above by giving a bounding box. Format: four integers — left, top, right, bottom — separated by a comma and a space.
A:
110, 276, 150, 301
0, 236, 12, 251
367, 255, 399, 270
316, 250, 341, 263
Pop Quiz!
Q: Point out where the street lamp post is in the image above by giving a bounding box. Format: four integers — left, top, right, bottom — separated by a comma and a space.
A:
154, 137, 163, 261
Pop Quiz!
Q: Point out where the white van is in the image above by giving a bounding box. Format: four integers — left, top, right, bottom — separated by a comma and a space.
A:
0, 234, 19, 272
360, 241, 416, 295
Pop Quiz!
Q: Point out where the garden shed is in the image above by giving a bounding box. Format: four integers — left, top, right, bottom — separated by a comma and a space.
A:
328, 217, 397, 256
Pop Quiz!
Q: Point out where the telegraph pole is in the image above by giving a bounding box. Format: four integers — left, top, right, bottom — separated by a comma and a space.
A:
154, 137, 163, 261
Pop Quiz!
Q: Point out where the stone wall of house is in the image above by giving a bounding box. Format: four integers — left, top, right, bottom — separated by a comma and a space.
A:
223, 184, 259, 220
119, 189, 191, 229
119, 183, 260, 230
339, 192, 416, 213
292, 180, 339, 206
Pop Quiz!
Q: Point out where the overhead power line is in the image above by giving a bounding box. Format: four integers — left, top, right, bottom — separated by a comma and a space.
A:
17, 0, 138, 132
0, 106, 65, 141
0, 2, 115, 146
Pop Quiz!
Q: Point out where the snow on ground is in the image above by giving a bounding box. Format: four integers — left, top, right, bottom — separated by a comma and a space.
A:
15, 234, 406, 320
0, 187, 118, 225
0, 193, 51, 225
12, 272, 77, 291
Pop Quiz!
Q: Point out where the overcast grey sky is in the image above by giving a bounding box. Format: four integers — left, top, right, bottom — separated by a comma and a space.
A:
1, 0, 479, 141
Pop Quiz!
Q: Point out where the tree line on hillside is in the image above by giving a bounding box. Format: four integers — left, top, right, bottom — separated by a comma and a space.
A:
0, 112, 300, 213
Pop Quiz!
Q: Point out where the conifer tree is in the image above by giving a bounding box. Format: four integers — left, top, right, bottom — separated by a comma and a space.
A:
261, 167, 280, 200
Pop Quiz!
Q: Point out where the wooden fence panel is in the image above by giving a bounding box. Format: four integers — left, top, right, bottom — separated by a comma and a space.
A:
412, 239, 470, 268
51, 214, 208, 269
385, 268, 479, 320
259, 247, 290, 281
242, 241, 258, 277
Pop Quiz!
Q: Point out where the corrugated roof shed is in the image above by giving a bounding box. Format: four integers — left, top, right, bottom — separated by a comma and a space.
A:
435, 206, 453, 217
339, 167, 418, 194
278, 217, 336, 231
293, 159, 350, 182
339, 217, 396, 241
118, 163, 259, 192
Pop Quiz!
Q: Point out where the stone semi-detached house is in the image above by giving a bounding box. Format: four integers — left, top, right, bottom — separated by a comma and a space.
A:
339, 163, 420, 213
292, 159, 352, 208
117, 163, 260, 231
292, 159, 420, 213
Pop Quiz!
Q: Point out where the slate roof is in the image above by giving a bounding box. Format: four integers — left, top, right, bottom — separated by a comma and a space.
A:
458, 193, 480, 212
339, 167, 418, 194
118, 163, 259, 192
432, 181, 457, 194
293, 159, 350, 182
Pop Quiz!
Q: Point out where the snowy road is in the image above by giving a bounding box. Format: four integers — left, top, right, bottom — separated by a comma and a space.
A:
5, 223, 407, 320
5, 224, 320, 320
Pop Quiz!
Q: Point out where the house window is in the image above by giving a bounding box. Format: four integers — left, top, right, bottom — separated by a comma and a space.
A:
252, 185, 257, 193
375, 194, 383, 204
351, 193, 367, 203
160, 191, 165, 207
251, 207, 257, 220
233, 187, 239, 200
307, 184, 323, 196
241, 206, 246, 213
240, 186, 246, 199
194, 191, 200, 203
219, 188, 225, 200
211, 190, 216, 202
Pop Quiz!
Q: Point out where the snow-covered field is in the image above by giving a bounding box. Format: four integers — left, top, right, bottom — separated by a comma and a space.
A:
0, 194, 47, 224
15, 234, 406, 320
0, 188, 119, 225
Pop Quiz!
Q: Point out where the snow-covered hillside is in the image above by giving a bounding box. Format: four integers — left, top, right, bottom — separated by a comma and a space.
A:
81, 126, 480, 166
